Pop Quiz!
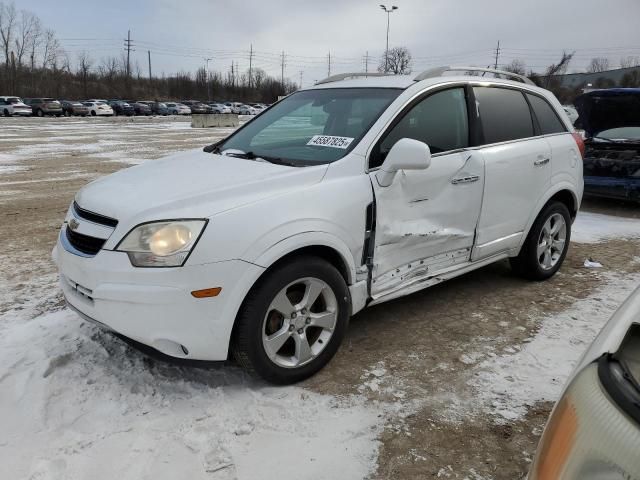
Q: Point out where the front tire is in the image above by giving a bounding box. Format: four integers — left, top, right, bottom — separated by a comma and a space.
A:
510, 201, 571, 281
231, 256, 350, 384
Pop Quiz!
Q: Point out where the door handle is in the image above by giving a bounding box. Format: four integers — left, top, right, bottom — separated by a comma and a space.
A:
534, 157, 550, 166
451, 175, 480, 185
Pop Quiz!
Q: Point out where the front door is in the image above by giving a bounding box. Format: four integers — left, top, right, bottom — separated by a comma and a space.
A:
368, 87, 484, 299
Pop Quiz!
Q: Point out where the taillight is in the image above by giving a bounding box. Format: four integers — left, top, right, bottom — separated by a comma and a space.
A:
572, 132, 585, 159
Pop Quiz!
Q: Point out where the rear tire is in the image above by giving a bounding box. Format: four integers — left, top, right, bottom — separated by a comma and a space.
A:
36, 109, 44, 117
3, 108, 9, 117
231, 256, 350, 384
91, 111, 96, 116
510, 201, 571, 281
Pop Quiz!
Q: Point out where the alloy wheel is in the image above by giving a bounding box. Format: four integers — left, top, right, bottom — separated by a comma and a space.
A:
537, 213, 567, 270
261, 277, 338, 368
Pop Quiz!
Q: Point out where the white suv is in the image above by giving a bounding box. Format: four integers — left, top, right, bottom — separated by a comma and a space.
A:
53, 67, 584, 384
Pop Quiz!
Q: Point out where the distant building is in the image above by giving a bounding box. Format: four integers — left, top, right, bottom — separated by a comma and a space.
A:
554, 66, 640, 89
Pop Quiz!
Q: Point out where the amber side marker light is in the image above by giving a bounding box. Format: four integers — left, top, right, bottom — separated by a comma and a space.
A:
191, 287, 222, 298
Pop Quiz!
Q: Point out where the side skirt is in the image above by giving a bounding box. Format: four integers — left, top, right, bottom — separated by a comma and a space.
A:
368, 252, 509, 306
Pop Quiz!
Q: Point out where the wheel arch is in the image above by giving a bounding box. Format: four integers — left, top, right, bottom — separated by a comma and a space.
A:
516, 183, 580, 253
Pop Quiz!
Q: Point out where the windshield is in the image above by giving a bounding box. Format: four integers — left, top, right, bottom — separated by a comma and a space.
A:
8, 97, 20, 104
217, 88, 401, 166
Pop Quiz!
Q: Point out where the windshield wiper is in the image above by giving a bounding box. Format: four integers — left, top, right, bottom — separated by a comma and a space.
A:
223, 150, 298, 167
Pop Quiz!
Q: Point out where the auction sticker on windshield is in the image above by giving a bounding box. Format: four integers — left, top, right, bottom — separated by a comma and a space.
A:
307, 135, 354, 149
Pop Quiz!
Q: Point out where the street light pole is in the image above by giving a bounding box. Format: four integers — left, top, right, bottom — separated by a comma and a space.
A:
379, 4, 398, 73
205, 58, 212, 101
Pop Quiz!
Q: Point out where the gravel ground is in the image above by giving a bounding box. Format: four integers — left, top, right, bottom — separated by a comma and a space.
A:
1, 116, 639, 480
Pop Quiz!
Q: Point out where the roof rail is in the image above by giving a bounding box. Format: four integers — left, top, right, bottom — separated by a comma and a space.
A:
315, 72, 391, 85
413, 66, 535, 85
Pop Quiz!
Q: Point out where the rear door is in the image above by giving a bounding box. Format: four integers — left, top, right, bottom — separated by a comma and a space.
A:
369, 86, 485, 298
471, 86, 552, 260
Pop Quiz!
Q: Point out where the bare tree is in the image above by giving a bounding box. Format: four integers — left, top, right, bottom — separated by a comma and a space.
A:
378, 46, 412, 74
504, 59, 526, 75
620, 56, 640, 69
14, 9, 39, 67
0, 1, 17, 66
588, 57, 610, 73
77, 51, 93, 98
41, 29, 60, 69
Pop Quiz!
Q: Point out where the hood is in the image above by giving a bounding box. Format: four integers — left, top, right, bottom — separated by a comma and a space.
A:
574, 88, 640, 137
75, 148, 327, 223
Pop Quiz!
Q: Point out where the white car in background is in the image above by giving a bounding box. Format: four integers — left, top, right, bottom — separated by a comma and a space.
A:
207, 103, 231, 114
530, 286, 640, 479
563, 105, 579, 125
225, 102, 244, 114
239, 104, 260, 115
54, 67, 583, 384
165, 102, 191, 115
83, 101, 114, 116
0, 96, 32, 116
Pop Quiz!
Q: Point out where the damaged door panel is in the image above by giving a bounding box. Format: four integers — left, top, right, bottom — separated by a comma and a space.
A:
369, 151, 485, 298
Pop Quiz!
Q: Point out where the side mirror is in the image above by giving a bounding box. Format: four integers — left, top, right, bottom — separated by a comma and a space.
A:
375, 138, 431, 187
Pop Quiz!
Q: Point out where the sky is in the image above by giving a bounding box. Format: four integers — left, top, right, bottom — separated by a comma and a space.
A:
12, 0, 640, 86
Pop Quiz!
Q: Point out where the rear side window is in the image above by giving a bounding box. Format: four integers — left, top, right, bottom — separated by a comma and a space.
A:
473, 87, 534, 144
526, 94, 566, 135
371, 87, 469, 168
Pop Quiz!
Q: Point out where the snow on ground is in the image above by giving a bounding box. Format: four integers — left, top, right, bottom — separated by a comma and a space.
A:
572, 211, 640, 243
469, 272, 640, 421
0, 306, 383, 480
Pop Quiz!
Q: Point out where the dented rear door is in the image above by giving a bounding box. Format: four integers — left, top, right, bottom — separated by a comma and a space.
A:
369, 150, 484, 298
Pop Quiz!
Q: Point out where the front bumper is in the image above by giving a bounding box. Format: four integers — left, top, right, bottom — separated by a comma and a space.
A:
53, 232, 265, 360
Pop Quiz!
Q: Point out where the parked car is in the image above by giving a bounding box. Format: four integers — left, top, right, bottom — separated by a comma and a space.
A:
24, 98, 63, 117
61, 100, 89, 117
0, 96, 32, 116
126, 101, 152, 116
225, 101, 244, 114
574, 88, 640, 202
108, 100, 135, 116
529, 285, 640, 480
239, 104, 260, 115
563, 105, 579, 125
142, 101, 168, 115
83, 101, 114, 116
207, 103, 232, 114
165, 102, 191, 115
54, 67, 583, 384
181, 100, 207, 114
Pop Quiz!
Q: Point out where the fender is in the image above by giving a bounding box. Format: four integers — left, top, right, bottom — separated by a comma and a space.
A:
251, 230, 359, 285
514, 180, 580, 253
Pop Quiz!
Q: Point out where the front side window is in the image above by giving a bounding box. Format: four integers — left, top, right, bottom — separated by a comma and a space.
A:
218, 88, 401, 166
474, 87, 534, 144
526, 93, 566, 135
370, 87, 469, 169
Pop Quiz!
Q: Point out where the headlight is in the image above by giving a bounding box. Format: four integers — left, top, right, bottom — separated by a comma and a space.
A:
116, 220, 207, 267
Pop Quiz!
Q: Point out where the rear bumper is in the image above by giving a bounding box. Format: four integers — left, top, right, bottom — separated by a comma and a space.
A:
53, 235, 265, 360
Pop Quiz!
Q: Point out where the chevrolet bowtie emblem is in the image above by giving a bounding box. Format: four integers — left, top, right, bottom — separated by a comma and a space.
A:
68, 218, 80, 231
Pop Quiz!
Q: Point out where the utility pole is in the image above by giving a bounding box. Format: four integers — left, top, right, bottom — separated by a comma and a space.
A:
205, 58, 212, 101
148, 50, 152, 79
327, 51, 331, 77
380, 5, 398, 73
280, 50, 286, 86
364, 51, 370, 73
124, 30, 133, 78
248, 44, 253, 89
231, 61, 235, 88
494, 40, 501, 70
299, 70, 303, 89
